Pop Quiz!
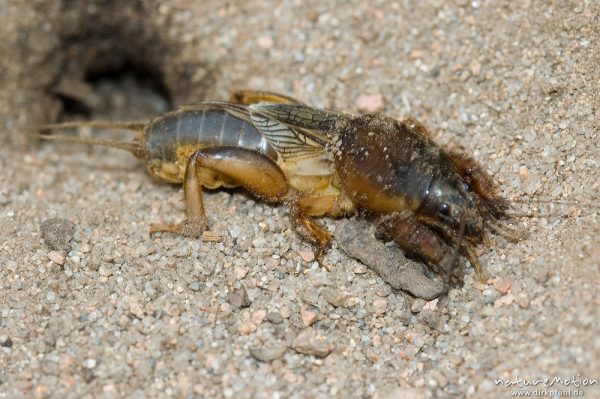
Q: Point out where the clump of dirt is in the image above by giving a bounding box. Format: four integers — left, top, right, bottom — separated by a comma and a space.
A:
40, 217, 74, 251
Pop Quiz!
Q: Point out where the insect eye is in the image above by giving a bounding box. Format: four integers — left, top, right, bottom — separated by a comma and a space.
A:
438, 203, 450, 216
463, 182, 472, 192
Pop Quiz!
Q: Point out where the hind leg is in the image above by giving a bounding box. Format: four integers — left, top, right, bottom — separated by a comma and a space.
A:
150, 147, 290, 237
230, 90, 303, 105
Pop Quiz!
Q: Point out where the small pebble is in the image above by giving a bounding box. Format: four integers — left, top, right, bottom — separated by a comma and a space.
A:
258, 222, 269, 232
227, 287, 251, 310
372, 299, 387, 315
129, 302, 144, 319
482, 289, 497, 304
266, 312, 283, 324
298, 249, 315, 262
322, 287, 351, 308
302, 289, 320, 306
353, 265, 368, 274
234, 267, 248, 279
48, 250, 66, 265
0, 335, 13, 348
257, 35, 274, 49
251, 310, 267, 325
515, 294, 530, 309
98, 264, 113, 277
375, 285, 392, 297
249, 343, 287, 362
494, 293, 515, 308
355, 308, 367, 319
519, 165, 529, 177
419, 309, 440, 330
482, 306, 495, 317
189, 281, 203, 292
238, 321, 257, 335
411, 298, 426, 313
46, 291, 56, 302
494, 279, 512, 295
80, 368, 95, 383
292, 329, 334, 358
355, 93, 385, 113
413, 335, 425, 348
82, 358, 97, 369
422, 298, 438, 311
301, 308, 319, 326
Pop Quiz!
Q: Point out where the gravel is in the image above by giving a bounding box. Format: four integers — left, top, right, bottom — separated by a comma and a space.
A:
0, 0, 599, 398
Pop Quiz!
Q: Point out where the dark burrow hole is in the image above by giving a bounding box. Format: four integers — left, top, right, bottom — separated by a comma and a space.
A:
56, 60, 172, 122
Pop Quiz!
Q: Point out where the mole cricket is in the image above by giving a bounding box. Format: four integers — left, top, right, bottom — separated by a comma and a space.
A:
38, 90, 523, 286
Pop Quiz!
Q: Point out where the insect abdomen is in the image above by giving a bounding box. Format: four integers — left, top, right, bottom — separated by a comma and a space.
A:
143, 106, 278, 162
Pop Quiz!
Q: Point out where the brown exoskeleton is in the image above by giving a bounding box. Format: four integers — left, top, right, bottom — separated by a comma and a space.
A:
38, 90, 520, 285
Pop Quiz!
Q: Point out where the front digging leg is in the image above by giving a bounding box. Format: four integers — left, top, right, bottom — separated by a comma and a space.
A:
376, 211, 472, 288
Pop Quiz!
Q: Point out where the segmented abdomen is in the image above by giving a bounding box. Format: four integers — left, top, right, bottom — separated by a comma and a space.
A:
142, 104, 278, 162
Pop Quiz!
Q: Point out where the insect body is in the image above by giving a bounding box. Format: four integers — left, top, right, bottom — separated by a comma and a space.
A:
39, 91, 518, 284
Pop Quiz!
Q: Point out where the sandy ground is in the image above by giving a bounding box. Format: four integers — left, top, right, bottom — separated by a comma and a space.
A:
0, 1, 599, 398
